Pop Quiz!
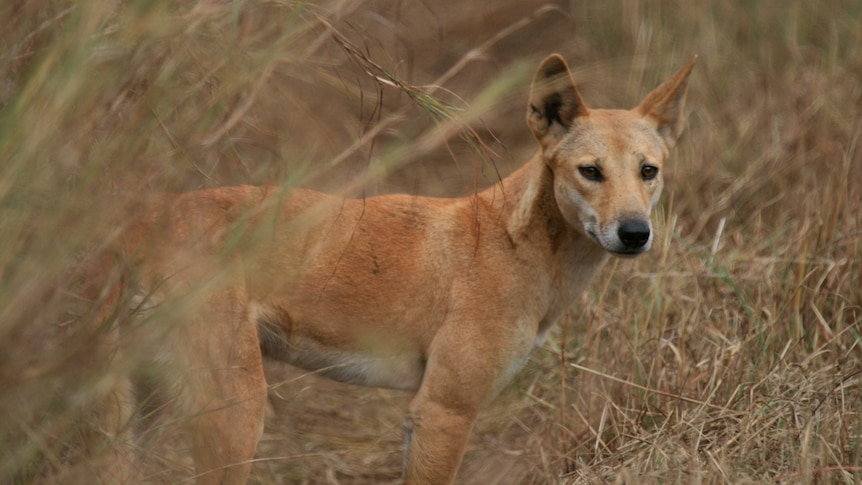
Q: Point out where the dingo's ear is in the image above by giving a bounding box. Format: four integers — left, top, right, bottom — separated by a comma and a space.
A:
528, 54, 589, 150
637, 55, 698, 149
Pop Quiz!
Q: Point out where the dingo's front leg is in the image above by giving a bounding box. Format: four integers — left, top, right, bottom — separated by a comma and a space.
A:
403, 394, 478, 485
402, 318, 533, 485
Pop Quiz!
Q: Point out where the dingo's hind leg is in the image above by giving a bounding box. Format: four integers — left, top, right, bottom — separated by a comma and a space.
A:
173, 285, 267, 485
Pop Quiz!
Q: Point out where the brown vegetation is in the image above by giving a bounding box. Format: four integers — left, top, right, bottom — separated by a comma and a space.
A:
1, 1, 859, 483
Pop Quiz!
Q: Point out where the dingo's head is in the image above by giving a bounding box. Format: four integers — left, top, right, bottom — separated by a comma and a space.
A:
528, 55, 696, 256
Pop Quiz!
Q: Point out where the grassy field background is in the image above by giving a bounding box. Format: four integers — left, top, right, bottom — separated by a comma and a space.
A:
1, 0, 860, 483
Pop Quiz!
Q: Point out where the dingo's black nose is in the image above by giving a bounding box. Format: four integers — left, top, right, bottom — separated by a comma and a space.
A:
618, 220, 650, 249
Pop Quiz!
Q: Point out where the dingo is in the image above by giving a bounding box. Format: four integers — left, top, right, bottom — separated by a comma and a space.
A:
81, 54, 695, 484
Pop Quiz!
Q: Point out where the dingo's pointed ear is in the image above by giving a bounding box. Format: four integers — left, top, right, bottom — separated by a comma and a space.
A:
528, 54, 589, 149
637, 55, 697, 149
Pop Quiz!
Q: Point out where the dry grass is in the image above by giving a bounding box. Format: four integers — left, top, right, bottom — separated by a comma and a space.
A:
1, 0, 860, 483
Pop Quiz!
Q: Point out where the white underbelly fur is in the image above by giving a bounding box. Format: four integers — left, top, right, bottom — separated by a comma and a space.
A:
283, 336, 426, 391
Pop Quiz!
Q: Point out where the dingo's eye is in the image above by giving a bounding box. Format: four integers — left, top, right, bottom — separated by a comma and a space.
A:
578, 166, 603, 182
641, 165, 659, 180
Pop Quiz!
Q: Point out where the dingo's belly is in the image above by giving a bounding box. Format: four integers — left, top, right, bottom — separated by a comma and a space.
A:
280, 337, 426, 391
